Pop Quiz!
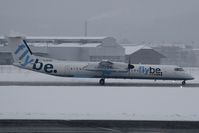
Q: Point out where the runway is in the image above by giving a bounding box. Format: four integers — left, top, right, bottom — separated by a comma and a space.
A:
1, 120, 199, 133
0, 81, 198, 87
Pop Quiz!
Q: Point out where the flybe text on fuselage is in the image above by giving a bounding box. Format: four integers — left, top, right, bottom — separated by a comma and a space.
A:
15, 42, 57, 74
138, 66, 163, 76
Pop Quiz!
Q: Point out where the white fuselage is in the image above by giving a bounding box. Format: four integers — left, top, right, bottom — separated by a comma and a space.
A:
17, 55, 194, 81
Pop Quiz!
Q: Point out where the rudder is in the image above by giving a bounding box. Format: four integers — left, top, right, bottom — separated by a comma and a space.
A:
6, 36, 35, 67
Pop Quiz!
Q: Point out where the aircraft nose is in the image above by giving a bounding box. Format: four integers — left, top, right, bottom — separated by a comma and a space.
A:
186, 74, 194, 80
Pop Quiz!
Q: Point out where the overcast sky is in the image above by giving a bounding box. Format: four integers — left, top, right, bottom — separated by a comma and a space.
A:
0, 0, 199, 43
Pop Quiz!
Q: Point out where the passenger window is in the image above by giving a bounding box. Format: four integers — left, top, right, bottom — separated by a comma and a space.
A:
174, 68, 184, 71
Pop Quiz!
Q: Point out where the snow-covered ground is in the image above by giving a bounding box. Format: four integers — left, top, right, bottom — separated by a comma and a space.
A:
0, 65, 199, 121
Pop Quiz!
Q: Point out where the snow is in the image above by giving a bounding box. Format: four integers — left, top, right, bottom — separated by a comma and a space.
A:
26, 36, 107, 40
123, 45, 154, 55
1, 85, 199, 121
29, 43, 101, 48
0, 65, 199, 121
1, 36, 109, 45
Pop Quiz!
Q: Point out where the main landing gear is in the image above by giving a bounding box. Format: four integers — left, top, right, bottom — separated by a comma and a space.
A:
182, 80, 186, 85
99, 78, 105, 85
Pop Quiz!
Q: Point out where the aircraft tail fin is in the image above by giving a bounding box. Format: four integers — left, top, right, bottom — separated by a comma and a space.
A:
6, 36, 35, 67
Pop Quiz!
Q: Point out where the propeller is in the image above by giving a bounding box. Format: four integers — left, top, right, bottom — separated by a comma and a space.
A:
127, 56, 134, 72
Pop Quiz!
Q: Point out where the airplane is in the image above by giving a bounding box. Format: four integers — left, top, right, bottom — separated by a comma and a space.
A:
6, 35, 194, 85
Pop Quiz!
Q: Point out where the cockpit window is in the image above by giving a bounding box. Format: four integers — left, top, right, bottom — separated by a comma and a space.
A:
174, 67, 184, 71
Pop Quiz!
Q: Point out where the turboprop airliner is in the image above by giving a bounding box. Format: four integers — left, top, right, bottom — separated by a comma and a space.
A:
6, 35, 194, 85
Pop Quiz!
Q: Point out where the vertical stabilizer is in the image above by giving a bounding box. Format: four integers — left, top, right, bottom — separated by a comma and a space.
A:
6, 36, 35, 67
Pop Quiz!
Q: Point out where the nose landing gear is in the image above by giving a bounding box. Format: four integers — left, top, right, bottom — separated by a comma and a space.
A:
182, 80, 186, 85
99, 78, 105, 85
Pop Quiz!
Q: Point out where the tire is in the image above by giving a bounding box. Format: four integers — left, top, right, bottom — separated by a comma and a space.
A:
182, 80, 186, 85
99, 78, 105, 85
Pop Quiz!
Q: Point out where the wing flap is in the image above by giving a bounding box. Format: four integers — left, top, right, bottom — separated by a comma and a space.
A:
85, 68, 128, 73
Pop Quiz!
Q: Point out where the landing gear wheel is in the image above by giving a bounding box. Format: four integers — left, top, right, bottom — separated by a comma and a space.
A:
182, 80, 186, 85
99, 78, 105, 85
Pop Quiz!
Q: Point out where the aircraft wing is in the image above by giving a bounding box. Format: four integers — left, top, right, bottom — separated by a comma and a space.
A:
84, 60, 128, 73
98, 60, 113, 68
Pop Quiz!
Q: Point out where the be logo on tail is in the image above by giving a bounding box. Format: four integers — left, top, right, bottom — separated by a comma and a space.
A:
15, 40, 57, 74
33, 59, 57, 73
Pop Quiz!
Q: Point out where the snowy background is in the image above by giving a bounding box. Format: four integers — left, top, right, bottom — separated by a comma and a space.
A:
0, 65, 199, 121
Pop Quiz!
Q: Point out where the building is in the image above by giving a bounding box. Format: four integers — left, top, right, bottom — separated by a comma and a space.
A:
0, 37, 125, 64
0, 36, 175, 66
153, 45, 198, 67
124, 45, 165, 64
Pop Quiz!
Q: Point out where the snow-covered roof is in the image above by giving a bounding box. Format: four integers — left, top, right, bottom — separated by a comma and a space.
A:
123, 45, 152, 55
26, 36, 107, 40
193, 48, 199, 51
29, 43, 101, 48
26, 36, 108, 43
0, 36, 111, 44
